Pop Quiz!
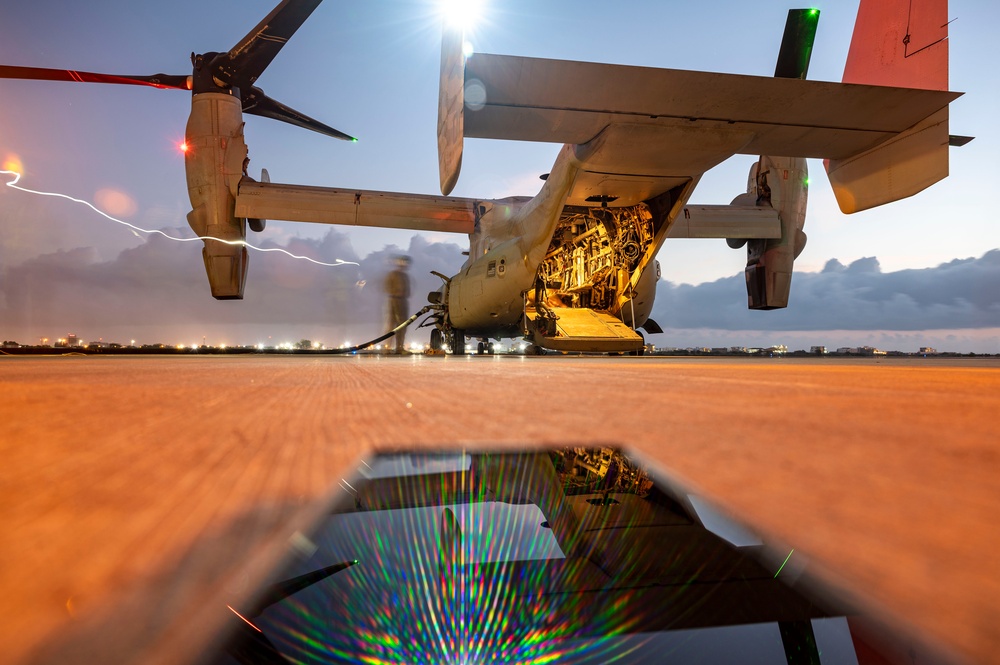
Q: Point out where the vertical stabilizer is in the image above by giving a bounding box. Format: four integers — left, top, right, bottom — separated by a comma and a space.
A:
827, 0, 952, 213
843, 0, 948, 90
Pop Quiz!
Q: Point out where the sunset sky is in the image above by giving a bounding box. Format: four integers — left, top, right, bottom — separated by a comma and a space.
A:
1, 0, 997, 351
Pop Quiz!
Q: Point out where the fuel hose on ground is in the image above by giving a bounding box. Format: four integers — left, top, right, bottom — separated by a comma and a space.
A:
323, 306, 433, 355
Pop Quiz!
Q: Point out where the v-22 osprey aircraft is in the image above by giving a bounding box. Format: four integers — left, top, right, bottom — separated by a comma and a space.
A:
0, 0, 967, 354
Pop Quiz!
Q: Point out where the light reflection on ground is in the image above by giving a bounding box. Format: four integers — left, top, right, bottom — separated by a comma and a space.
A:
214, 448, 949, 664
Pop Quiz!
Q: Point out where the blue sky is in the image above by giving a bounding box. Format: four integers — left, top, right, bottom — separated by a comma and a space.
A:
1, 0, 997, 350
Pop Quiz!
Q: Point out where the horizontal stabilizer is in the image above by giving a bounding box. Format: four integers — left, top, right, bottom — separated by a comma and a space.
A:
451, 52, 958, 205
463, 53, 958, 161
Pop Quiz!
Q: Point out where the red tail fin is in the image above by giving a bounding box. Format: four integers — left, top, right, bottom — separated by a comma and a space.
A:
826, 0, 953, 213
843, 0, 948, 90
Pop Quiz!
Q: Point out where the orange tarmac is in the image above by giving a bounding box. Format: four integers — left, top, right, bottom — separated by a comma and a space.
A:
2, 355, 998, 664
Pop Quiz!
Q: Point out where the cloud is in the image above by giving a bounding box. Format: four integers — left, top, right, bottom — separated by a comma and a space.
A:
0, 227, 467, 345
0, 178, 158, 269
651, 251, 1000, 332
2, 222, 998, 352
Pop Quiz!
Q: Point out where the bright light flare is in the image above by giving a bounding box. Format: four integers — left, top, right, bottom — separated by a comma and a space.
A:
2, 153, 23, 176
94, 188, 137, 218
178, 141, 189, 154
440, 0, 483, 30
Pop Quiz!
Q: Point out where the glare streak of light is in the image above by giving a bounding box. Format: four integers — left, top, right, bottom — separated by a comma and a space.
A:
227, 605, 262, 633
1, 171, 359, 269
774, 549, 795, 578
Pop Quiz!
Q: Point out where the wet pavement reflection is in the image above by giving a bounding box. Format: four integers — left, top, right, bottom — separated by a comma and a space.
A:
211, 448, 952, 664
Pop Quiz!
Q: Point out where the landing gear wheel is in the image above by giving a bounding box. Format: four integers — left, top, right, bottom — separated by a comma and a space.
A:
449, 329, 466, 355
488, 342, 495, 355
477, 341, 486, 355
430, 328, 443, 351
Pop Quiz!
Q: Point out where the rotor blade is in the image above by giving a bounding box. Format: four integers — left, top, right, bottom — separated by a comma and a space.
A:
225, 0, 324, 88
244, 88, 356, 141
0, 65, 189, 90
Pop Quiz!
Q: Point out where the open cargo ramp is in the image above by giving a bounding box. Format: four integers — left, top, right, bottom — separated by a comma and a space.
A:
527, 307, 644, 353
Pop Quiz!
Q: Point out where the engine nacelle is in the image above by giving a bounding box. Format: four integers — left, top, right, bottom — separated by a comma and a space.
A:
743, 156, 808, 310
184, 92, 249, 299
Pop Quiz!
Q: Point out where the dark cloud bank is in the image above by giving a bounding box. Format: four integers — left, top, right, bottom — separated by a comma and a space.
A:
1, 228, 998, 351
651, 251, 1000, 332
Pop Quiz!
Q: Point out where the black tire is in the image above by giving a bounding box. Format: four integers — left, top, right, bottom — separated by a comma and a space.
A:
477, 341, 485, 355
430, 328, 443, 351
450, 329, 466, 355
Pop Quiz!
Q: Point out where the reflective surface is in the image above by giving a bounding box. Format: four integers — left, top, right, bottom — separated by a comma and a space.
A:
211, 448, 950, 664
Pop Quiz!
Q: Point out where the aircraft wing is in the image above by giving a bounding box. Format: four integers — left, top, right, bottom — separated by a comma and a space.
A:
235, 181, 476, 234
442, 52, 959, 205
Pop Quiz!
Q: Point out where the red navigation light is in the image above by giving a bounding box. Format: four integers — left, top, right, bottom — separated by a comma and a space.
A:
179, 141, 189, 154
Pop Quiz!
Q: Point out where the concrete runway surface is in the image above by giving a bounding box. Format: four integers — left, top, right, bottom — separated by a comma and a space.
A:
1, 354, 998, 664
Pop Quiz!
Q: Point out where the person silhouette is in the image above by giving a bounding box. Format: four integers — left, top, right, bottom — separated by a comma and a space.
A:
384, 255, 411, 354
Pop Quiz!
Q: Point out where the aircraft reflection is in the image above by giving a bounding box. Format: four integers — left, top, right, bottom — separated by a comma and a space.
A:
214, 448, 953, 664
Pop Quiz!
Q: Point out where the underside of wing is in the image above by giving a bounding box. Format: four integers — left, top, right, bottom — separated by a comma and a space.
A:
443, 52, 958, 206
